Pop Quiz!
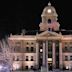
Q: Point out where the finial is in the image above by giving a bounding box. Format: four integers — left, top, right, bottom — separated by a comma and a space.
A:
48, 2, 51, 6
36, 32, 38, 35
10, 33, 12, 36
21, 29, 26, 35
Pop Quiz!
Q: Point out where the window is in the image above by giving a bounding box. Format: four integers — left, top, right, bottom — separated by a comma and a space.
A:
25, 66, 28, 69
48, 19, 51, 23
31, 47, 34, 52
17, 58, 19, 61
16, 42, 20, 44
65, 56, 68, 61
31, 42, 34, 45
14, 47, 16, 52
70, 47, 72, 51
26, 47, 29, 52
26, 42, 29, 45
52, 28, 54, 31
31, 66, 33, 69
16, 46, 20, 52
31, 56, 34, 61
17, 56, 19, 61
26, 56, 28, 61
13, 46, 20, 52
40, 49, 43, 52
70, 56, 72, 60
48, 54, 52, 58
13, 56, 15, 60
48, 28, 51, 31
65, 47, 67, 50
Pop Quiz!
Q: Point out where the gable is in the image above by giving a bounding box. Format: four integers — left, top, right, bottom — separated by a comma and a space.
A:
37, 30, 62, 37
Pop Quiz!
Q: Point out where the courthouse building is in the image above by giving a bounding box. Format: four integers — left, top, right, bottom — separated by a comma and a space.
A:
1, 2, 72, 71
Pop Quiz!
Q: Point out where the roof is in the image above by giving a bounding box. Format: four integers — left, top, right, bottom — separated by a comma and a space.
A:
55, 30, 72, 35
25, 29, 72, 35
25, 30, 44, 35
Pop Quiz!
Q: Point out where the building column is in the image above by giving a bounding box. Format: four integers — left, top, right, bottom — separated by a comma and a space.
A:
46, 41, 48, 72
59, 42, 63, 69
52, 41, 56, 69
43, 42, 46, 66
36, 42, 39, 66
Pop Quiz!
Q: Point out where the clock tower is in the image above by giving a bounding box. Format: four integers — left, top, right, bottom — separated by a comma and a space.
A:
39, 2, 60, 31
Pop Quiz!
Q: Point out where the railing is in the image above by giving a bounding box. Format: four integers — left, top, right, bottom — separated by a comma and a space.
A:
11, 70, 72, 72
11, 70, 40, 72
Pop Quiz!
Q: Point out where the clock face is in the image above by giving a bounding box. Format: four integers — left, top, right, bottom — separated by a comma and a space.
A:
47, 9, 51, 13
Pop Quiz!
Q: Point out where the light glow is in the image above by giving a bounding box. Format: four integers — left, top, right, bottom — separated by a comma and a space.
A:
66, 66, 69, 69
40, 49, 43, 52
47, 9, 51, 13
48, 58, 52, 61
0, 65, 3, 70
13, 63, 20, 70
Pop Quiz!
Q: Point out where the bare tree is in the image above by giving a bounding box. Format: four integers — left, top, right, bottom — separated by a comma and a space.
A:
0, 39, 13, 71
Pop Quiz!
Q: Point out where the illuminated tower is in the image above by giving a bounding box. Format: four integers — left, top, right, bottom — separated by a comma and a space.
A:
39, 2, 60, 31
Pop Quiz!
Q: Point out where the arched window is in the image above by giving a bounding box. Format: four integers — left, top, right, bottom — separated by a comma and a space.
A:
16, 56, 20, 61
48, 28, 51, 31
48, 19, 51, 23
31, 56, 34, 61
26, 56, 28, 61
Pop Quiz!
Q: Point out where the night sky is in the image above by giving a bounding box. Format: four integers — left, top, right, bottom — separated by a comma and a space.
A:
0, 0, 72, 37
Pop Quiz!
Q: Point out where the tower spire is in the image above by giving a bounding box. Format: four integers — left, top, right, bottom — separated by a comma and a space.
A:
48, 1, 51, 6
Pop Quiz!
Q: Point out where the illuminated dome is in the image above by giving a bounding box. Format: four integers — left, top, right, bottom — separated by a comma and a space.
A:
0, 60, 11, 72
41, 2, 58, 17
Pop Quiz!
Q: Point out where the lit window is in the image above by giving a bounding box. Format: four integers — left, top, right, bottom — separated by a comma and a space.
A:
0, 65, 3, 70
48, 58, 52, 61
47, 9, 52, 13
26, 56, 28, 60
40, 49, 43, 52
13, 63, 20, 70
66, 66, 69, 70
65, 56, 68, 61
